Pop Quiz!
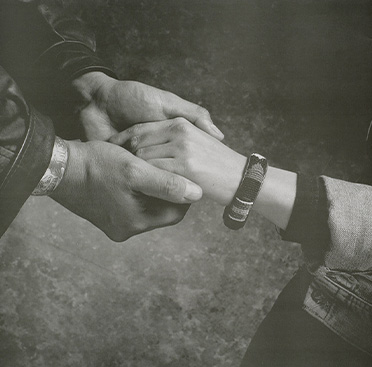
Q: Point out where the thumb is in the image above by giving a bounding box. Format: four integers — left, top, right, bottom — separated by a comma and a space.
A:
137, 162, 203, 204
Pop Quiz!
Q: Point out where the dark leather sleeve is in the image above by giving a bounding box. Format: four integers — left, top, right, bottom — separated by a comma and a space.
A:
0, 65, 55, 236
0, 0, 117, 138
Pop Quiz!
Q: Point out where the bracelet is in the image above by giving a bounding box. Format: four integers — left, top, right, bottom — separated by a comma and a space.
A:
32, 136, 68, 196
223, 153, 268, 230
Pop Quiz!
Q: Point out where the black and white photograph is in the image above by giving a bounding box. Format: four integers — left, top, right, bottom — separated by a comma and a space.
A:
0, 1, 371, 366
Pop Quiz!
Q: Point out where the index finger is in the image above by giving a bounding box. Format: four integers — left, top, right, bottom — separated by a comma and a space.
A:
164, 94, 224, 141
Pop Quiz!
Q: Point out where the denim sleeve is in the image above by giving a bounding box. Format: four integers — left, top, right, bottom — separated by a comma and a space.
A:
321, 177, 372, 271
282, 174, 372, 271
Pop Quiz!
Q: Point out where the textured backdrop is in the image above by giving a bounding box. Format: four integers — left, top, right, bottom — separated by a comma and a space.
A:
1, 1, 371, 366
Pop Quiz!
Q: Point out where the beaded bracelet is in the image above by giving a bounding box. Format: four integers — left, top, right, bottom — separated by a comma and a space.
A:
32, 136, 68, 196
223, 153, 268, 230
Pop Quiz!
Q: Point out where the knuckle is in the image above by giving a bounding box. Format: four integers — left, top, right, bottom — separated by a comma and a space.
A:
182, 139, 192, 152
127, 124, 143, 137
177, 138, 193, 157
124, 160, 141, 185
163, 175, 183, 197
183, 156, 193, 173
196, 105, 210, 119
171, 117, 190, 134
174, 117, 188, 125
129, 136, 139, 152
135, 147, 144, 158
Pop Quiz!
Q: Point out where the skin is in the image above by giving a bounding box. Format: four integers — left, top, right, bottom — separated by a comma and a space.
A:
110, 118, 298, 230
72, 72, 224, 141
51, 72, 224, 241
51, 140, 202, 242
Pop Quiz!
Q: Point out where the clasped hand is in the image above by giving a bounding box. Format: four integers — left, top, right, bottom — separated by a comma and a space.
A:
54, 72, 225, 241
110, 118, 246, 206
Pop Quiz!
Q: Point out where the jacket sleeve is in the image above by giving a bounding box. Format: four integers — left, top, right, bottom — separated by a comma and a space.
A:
0, 65, 55, 236
281, 174, 330, 263
0, 0, 116, 138
318, 177, 372, 271
282, 174, 372, 271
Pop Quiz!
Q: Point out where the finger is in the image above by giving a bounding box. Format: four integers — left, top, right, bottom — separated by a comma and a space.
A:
147, 158, 177, 174
109, 129, 133, 147
194, 117, 225, 142
137, 161, 202, 204
136, 143, 175, 161
109, 121, 171, 152
167, 95, 224, 141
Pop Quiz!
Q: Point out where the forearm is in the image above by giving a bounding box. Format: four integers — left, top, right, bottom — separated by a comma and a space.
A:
219, 156, 330, 254
111, 118, 297, 229
253, 167, 297, 230
211, 152, 297, 230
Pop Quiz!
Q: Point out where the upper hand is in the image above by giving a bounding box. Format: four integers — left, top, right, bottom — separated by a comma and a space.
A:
72, 72, 224, 141
109, 118, 246, 206
51, 139, 202, 242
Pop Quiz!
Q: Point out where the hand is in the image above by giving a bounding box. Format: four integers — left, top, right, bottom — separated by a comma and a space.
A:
109, 118, 246, 206
72, 72, 224, 141
51, 140, 203, 242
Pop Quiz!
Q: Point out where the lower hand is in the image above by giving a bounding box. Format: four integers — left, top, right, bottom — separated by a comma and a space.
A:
109, 118, 246, 206
51, 140, 202, 242
72, 72, 224, 141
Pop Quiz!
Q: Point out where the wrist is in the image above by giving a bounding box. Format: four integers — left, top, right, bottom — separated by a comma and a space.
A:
32, 137, 69, 196
218, 152, 247, 206
50, 140, 87, 202
223, 153, 268, 230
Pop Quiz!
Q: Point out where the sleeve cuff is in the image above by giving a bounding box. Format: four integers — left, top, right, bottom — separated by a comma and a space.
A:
0, 108, 55, 236
33, 41, 117, 98
281, 174, 330, 261
28, 41, 117, 139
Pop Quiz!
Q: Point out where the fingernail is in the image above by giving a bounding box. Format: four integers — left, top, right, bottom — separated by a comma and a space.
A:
211, 124, 224, 139
184, 182, 202, 202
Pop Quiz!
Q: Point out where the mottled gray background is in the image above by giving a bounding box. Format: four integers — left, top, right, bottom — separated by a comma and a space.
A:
1, 1, 371, 366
